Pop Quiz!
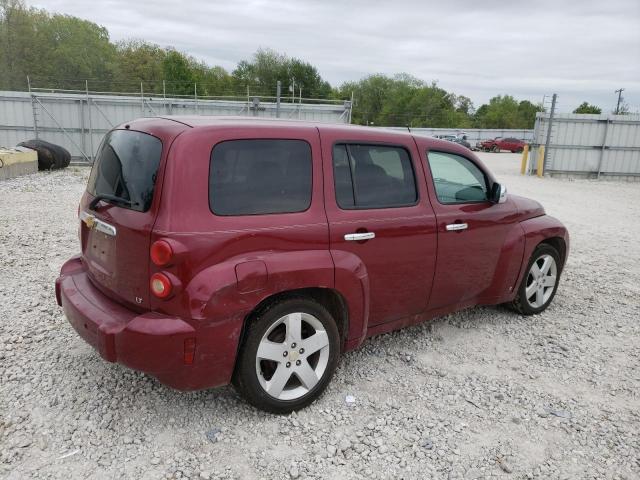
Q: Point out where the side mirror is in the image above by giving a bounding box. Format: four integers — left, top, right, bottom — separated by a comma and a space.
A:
490, 182, 507, 204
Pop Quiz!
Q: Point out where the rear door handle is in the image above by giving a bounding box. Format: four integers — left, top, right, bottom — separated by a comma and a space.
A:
446, 223, 468, 231
344, 232, 376, 241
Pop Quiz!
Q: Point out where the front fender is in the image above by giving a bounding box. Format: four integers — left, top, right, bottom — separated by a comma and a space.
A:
513, 215, 570, 296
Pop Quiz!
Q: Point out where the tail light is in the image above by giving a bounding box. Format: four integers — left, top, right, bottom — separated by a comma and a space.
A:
150, 240, 173, 266
150, 272, 172, 298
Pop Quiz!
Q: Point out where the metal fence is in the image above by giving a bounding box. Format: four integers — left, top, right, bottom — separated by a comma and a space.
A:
531, 112, 640, 179
0, 89, 352, 161
383, 127, 533, 145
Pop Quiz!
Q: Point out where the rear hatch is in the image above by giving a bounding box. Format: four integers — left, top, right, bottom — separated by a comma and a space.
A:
80, 128, 164, 310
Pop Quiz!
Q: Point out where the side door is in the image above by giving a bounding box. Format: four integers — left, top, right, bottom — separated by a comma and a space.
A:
417, 144, 518, 310
321, 128, 438, 328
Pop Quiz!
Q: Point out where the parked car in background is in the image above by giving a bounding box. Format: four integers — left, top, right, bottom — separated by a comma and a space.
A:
478, 137, 527, 153
434, 133, 472, 150
56, 117, 569, 413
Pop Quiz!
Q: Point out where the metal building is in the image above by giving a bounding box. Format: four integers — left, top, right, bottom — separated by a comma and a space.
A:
531, 113, 640, 180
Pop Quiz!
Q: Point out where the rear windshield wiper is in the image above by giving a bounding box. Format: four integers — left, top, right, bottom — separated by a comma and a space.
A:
89, 194, 139, 210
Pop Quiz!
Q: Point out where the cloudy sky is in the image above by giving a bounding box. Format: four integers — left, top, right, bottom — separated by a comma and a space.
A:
33, 0, 640, 112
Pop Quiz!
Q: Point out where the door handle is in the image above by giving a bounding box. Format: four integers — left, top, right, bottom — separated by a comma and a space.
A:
446, 223, 468, 231
344, 232, 376, 241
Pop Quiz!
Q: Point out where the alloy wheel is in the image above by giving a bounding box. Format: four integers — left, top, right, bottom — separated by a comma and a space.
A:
255, 312, 330, 401
525, 254, 557, 308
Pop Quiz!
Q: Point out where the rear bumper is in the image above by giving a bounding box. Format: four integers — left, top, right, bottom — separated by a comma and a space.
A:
56, 256, 238, 390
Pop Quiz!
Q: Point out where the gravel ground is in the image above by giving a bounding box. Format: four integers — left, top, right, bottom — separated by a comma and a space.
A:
1, 153, 639, 480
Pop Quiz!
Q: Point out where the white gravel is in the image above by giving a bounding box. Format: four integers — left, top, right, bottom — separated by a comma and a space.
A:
1, 154, 639, 480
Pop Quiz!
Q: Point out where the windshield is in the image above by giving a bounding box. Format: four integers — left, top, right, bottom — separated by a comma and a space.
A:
87, 130, 162, 212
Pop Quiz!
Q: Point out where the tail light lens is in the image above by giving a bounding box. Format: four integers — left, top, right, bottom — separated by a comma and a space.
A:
150, 240, 173, 266
150, 272, 172, 298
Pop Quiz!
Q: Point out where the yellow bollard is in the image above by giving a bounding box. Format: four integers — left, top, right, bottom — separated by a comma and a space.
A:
536, 146, 545, 177
520, 145, 529, 175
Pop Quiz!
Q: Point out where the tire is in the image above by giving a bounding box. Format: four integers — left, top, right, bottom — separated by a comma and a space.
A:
515, 147, 524, 153
509, 244, 562, 315
17, 139, 71, 170
233, 298, 341, 413
492, 145, 500, 153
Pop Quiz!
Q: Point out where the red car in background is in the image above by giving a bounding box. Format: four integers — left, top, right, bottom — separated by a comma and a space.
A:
56, 117, 568, 413
477, 137, 527, 153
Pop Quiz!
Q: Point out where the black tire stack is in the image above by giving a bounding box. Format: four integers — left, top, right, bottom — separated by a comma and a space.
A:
17, 139, 71, 170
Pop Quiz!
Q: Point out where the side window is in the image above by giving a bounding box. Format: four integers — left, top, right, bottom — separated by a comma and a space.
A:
333, 144, 417, 209
209, 139, 312, 215
427, 151, 488, 204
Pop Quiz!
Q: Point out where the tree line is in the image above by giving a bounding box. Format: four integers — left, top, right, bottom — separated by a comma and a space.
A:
0, 0, 610, 128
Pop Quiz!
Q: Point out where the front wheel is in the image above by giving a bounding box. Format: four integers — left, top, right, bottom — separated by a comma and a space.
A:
509, 244, 561, 315
492, 145, 500, 152
233, 298, 341, 413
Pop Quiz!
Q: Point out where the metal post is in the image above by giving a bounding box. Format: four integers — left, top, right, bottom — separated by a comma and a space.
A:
86, 80, 94, 161
614, 88, 624, 114
597, 117, 610, 179
276, 81, 281, 118
140, 82, 144, 115
163, 80, 167, 114
27, 76, 39, 139
194, 83, 198, 113
542, 93, 557, 175
349, 91, 354, 124
298, 87, 302, 119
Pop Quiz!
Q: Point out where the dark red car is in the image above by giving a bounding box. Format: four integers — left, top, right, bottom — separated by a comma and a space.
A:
478, 137, 527, 153
56, 117, 569, 413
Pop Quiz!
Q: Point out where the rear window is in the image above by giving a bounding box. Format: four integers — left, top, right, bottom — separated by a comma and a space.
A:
87, 130, 162, 212
209, 139, 312, 216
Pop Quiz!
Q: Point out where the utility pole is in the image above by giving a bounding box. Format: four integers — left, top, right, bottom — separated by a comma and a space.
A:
615, 88, 624, 114
542, 93, 557, 175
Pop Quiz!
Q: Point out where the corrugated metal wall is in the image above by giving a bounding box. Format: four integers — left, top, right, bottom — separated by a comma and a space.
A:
531, 113, 640, 178
0, 90, 351, 160
384, 127, 533, 145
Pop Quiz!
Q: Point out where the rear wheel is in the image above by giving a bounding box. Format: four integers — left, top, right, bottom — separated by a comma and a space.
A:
233, 298, 340, 413
510, 244, 561, 315
492, 145, 500, 152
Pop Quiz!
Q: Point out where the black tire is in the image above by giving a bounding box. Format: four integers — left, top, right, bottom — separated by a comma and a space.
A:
492, 145, 500, 153
515, 147, 524, 153
509, 244, 562, 315
17, 139, 71, 170
233, 298, 341, 414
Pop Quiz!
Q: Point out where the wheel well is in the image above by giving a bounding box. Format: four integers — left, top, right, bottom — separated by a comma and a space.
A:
540, 237, 566, 269
242, 287, 349, 348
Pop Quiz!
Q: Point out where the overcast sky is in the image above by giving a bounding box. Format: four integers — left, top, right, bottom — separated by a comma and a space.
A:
32, 0, 640, 113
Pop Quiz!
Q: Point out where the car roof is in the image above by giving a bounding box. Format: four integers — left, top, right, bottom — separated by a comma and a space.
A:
123, 115, 466, 152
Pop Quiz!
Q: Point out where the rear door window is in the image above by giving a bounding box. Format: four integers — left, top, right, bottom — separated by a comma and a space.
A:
209, 139, 312, 216
427, 151, 488, 203
333, 144, 417, 209
87, 129, 163, 212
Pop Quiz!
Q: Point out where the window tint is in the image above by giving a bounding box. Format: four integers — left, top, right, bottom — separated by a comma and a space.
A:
209, 139, 312, 215
333, 144, 417, 209
427, 151, 488, 204
87, 130, 162, 212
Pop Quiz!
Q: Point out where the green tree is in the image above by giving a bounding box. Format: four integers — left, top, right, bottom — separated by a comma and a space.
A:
573, 102, 601, 114
0, 0, 115, 90
474, 95, 543, 129
232, 48, 332, 100
113, 40, 165, 92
